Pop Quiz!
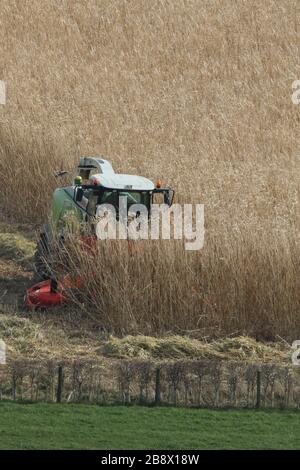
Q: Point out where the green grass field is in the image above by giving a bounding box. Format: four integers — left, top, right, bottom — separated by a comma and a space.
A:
0, 403, 299, 450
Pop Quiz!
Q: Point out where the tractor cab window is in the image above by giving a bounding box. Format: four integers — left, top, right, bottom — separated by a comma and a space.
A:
99, 190, 150, 215
86, 191, 99, 215
76, 188, 98, 215
76, 188, 151, 217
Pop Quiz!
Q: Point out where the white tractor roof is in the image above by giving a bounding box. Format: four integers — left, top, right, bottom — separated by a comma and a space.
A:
90, 173, 155, 191
77, 157, 155, 190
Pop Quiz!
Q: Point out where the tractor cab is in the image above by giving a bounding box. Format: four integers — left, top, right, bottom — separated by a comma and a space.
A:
33, 157, 174, 282
52, 157, 174, 227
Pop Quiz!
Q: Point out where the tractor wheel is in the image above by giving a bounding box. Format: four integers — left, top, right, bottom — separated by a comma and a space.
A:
33, 248, 50, 282
32, 233, 52, 282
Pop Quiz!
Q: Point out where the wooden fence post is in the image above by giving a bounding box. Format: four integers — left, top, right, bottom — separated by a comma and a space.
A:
155, 367, 161, 405
56, 365, 64, 403
256, 369, 261, 409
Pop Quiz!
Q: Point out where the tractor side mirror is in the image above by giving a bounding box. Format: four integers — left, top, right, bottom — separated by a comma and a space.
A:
164, 190, 174, 206
75, 187, 84, 202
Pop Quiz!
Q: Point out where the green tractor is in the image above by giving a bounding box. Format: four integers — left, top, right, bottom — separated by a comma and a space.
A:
33, 156, 174, 282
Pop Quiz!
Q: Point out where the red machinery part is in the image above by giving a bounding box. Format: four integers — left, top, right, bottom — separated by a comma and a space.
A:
24, 279, 67, 309
25, 236, 95, 309
25, 276, 82, 309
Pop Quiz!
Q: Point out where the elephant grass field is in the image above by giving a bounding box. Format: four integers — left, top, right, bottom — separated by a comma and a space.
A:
0, 0, 299, 341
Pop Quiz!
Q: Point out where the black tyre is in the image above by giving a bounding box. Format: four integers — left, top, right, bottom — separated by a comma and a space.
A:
32, 232, 52, 281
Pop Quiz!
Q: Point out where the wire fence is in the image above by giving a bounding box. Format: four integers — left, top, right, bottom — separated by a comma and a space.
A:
0, 359, 299, 409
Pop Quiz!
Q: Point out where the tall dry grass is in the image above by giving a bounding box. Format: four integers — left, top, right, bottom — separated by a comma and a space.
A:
0, 0, 299, 339
57, 231, 300, 341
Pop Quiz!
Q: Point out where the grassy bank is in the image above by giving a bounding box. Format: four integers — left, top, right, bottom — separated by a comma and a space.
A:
0, 403, 299, 450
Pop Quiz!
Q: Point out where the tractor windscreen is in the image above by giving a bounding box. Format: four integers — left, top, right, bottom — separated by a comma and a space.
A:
100, 190, 150, 208
84, 189, 151, 216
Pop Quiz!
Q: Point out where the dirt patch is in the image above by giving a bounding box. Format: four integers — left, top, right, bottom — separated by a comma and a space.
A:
0, 229, 35, 306
0, 258, 32, 307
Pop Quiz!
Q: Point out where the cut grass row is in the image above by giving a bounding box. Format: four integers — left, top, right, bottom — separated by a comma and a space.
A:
0, 403, 299, 450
